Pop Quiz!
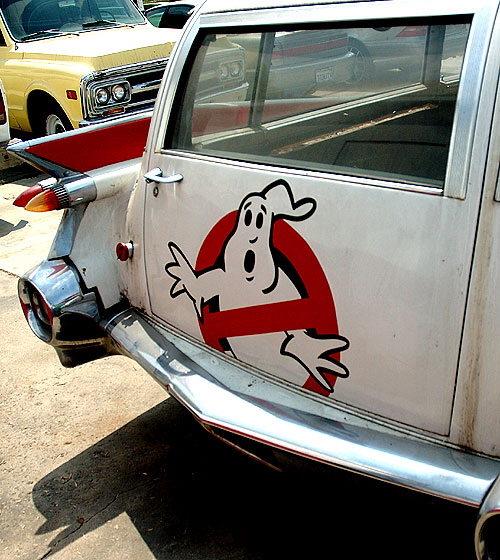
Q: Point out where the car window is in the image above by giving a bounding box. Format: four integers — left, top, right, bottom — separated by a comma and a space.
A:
166, 18, 471, 189
158, 3, 193, 28
145, 6, 163, 26
1, 0, 144, 40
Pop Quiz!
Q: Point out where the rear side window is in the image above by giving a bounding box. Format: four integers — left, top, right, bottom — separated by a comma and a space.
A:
167, 18, 471, 188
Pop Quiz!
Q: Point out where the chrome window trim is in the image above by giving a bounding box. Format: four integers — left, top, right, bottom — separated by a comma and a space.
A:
152, 0, 498, 199
444, 0, 499, 199
486, 14, 500, 203
159, 149, 444, 196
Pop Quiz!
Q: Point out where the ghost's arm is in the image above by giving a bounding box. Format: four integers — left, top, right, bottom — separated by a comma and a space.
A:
165, 242, 223, 318
281, 330, 350, 392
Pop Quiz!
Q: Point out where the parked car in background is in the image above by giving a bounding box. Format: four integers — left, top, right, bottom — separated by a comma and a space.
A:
232, 28, 356, 98
347, 23, 470, 83
9, 0, 500, 558
0, 0, 181, 135
145, 1, 195, 28
0, 78, 9, 145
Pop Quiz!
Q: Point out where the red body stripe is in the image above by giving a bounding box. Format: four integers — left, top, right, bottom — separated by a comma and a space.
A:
273, 38, 347, 58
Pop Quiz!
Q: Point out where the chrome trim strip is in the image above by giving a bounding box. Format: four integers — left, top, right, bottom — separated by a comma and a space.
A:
64, 176, 97, 206
104, 308, 500, 507
78, 109, 153, 128
160, 149, 444, 195
131, 80, 163, 93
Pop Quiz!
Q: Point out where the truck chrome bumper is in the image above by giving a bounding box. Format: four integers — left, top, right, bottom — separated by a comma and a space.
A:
103, 307, 500, 508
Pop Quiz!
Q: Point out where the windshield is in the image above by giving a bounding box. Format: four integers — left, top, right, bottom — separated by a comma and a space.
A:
0, 0, 145, 41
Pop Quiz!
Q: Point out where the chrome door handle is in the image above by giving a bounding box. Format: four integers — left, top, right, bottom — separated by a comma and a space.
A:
144, 168, 183, 184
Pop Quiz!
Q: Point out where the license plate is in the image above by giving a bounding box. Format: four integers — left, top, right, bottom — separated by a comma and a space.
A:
316, 67, 334, 83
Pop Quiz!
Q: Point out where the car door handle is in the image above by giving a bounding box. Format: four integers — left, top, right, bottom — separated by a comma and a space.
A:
144, 168, 184, 184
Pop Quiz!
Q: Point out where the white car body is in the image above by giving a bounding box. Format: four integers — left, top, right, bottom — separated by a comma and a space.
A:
9, 0, 500, 557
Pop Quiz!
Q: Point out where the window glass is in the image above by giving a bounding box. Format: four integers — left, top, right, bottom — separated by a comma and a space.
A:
168, 19, 471, 188
1, 0, 144, 41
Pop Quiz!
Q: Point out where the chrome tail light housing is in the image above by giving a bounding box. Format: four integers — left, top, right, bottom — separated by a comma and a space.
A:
18, 259, 115, 366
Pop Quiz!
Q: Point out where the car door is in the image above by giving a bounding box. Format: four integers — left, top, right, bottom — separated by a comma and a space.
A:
142, 2, 494, 436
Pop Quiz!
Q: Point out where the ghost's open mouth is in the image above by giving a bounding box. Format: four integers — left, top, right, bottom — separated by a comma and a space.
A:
249, 237, 258, 244
244, 249, 255, 280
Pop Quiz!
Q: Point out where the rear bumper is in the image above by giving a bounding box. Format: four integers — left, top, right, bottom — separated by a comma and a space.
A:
103, 307, 500, 508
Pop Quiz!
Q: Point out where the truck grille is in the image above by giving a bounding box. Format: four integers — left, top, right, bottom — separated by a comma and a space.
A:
81, 58, 168, 124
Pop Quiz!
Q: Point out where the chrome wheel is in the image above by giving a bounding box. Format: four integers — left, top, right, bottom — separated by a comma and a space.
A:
45, 112, 67, 135
347, 40, 373, 84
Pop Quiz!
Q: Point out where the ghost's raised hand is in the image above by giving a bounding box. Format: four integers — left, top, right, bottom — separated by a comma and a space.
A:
165, 242, 204, 317
281, 330, 350, 392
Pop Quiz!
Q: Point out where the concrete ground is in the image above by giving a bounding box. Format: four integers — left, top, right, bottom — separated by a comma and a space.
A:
1, 167, 163, 559
0, 165, 481, 560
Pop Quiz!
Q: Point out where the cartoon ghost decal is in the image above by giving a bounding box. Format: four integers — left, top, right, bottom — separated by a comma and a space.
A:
165, 179, 349, 395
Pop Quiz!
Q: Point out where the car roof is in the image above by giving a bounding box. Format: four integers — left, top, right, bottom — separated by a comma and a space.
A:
197, 0, 492, 15
199, 0, 384, 14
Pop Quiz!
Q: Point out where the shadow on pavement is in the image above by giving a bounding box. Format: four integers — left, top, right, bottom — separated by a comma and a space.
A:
32, 398, 479, 559
0, 162, 42, 185
0, 218, 28, 238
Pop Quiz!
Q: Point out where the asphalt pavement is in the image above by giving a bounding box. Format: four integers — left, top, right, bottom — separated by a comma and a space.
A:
0, 165, 481, 560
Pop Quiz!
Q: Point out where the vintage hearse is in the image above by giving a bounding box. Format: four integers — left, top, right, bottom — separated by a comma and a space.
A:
9, 0, 500, 557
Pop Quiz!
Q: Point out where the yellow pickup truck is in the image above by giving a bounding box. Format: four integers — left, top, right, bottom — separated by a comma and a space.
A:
0, 0, 181, 135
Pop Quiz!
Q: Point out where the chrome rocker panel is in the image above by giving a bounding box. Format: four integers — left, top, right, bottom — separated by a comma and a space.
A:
103, 307, 500, 509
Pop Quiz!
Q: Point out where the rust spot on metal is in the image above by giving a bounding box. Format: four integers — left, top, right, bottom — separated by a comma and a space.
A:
273, 103, 438, 156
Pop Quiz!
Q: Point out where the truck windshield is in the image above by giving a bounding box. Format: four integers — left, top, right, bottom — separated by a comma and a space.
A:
0, 0, 145, 41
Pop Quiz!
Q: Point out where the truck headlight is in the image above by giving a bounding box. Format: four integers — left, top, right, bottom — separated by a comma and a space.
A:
91, 81, 131, 111
230, 61, 242, 78
111, 84, 127, 102
219, 63, 230, 81
96, 87, 110, 105
219, 60, 244, 82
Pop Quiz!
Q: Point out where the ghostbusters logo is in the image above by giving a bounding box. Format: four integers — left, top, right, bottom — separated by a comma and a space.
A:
165, 179, 350, 394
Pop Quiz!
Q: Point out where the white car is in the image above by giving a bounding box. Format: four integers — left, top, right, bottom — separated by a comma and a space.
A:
9, 0, 500, 557
0, 78, 10, 146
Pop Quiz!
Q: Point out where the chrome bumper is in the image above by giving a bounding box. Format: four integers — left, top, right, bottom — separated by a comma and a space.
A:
103, 307, 500, 508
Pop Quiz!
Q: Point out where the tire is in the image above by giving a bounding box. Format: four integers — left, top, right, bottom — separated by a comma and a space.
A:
34, 100, 73, 136
346, 39, 373, 84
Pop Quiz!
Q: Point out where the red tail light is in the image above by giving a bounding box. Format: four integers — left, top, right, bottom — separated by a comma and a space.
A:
13, 178, 57, 208
18, 279, 54, 342
25, 189, 60, 212
397, 26, 428, 37
15, 176, 95, 212
13, 185, 44, 207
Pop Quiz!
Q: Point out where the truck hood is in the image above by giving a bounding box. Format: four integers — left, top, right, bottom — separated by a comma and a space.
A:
17, 25, 181, 70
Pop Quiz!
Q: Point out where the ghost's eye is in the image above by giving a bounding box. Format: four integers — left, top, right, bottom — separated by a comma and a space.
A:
244, 209, 252, 226
256, 212, 264, 229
